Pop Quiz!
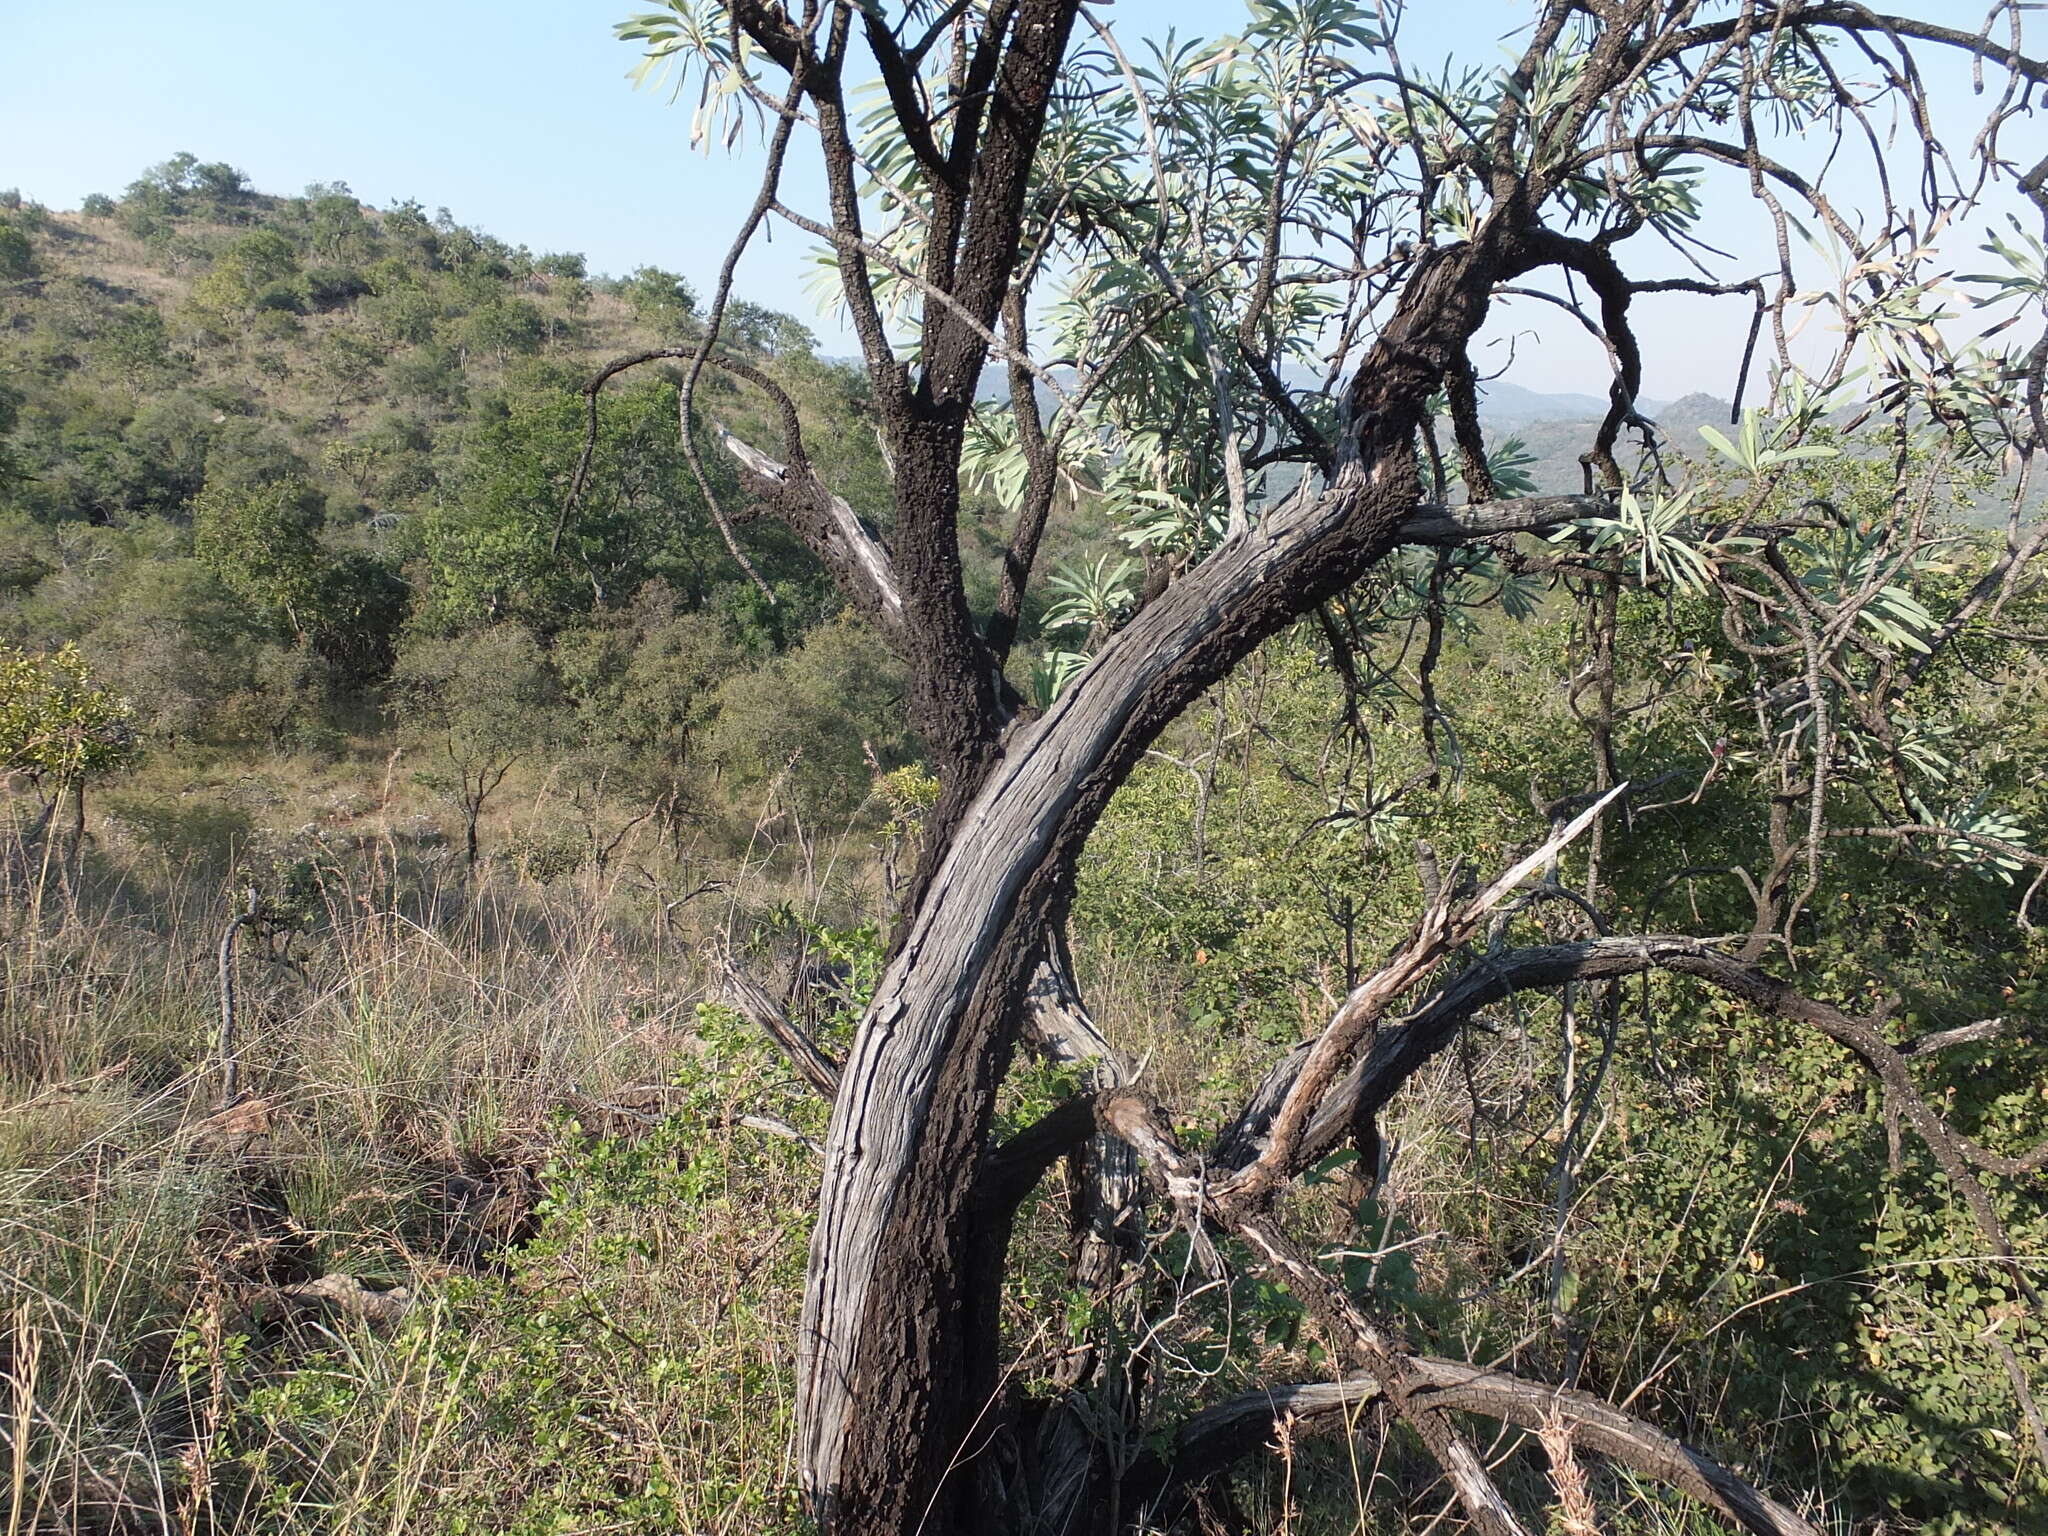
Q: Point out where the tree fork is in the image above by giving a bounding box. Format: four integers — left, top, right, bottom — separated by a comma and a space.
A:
798, 242, 1526, 1531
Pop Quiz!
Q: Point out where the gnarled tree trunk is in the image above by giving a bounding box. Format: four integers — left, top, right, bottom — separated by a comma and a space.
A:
595, 2, 2048, 1528
796, 230, 1543, 1531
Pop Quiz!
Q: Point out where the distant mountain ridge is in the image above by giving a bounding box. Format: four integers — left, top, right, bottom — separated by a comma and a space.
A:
944, 359, 1730, 494
1477, 379, 1654, 422
948, 359, 1705, 427
952, 358, 2008, 520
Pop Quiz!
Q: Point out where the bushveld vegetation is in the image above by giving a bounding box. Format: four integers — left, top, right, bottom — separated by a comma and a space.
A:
5, 1, 2048, 1533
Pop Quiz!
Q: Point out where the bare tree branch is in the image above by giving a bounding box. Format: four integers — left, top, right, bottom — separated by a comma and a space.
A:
1151, 1360, 1822, 1536
721, 963, 843, 1100
714, 423, 907, 631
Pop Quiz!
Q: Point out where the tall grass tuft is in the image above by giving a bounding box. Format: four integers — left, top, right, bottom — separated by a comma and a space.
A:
1, 807, 833, 1534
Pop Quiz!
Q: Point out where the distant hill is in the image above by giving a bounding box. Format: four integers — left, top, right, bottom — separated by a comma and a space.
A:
959, 357, 1727, 494
1487, 390, 1734, 494
0, 165, 698, 533
0, 156, 877, 745
1476, 379, 1651, 423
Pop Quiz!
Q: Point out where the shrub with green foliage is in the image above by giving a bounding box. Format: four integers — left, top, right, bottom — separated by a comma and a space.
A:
708, 614, 915, 825
390, 624, 564, 866
615, 265, 696, 335
0, 641, 137, 791
0, 220, 35, 280
192, 477, 331, 639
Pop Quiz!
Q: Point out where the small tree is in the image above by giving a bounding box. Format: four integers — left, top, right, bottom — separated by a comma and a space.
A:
98, 307, 173, 393
390, 626, 561, 868
722, 299, 816, 358
81, 557, 270, 749
191, 477, 328, 640
595, 2, 2048, 1530
189, 229, 302, 319
616, 265, 697, 335
315, 328, 385, 398
553, 596, 743, 839
457, 297, 546, 367
188, 160, 252, 218
0, 644, 138, 853
0, 221, 33, 281
534, 250, 587, 282
709, 614, 913, 826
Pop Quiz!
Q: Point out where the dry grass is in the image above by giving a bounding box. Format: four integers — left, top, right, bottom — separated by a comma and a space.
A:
0, 736, 1927, 1535
0, 760, 860, 1534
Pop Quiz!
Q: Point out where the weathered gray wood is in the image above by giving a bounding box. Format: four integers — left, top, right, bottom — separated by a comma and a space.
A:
1159, 1360, 1822, 1536
1215, 787, 1624, 1208
798, 457, 1375, 1501
1021, 943, 1141, 1355
1395, 493, 1609, 545
721, 963, 843, 1100
1221, 935, 1691, 1177
797, 457, 1625, 1514
1100, 1089, 1531, 1536
1101, 1083, 1824, 1536
715, 424, 905, 630
215, 885, 260, 1108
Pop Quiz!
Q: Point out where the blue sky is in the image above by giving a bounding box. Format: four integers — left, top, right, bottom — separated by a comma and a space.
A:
0, 1, 2021, 401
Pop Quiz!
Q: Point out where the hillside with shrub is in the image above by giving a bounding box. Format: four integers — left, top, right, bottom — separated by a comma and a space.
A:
0, 154, 932, 791
2, 115, 2047, 1536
